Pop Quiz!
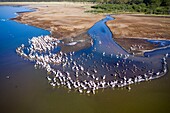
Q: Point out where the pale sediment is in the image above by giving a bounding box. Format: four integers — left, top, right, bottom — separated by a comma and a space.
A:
107, 14, 170, 40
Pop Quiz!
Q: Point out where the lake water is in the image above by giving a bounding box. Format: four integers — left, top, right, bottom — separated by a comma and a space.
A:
0, 6, 170, 113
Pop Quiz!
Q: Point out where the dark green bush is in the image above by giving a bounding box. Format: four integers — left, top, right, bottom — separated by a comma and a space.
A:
90, 2, 169, 15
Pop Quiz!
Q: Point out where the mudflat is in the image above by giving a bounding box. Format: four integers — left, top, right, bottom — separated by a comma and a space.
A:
12, 2, 104, 39
107, 14, 170, 40
107, 14, 170, 54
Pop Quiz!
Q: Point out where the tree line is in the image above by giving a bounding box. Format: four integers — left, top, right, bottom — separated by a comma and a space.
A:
89, 0, 170, 14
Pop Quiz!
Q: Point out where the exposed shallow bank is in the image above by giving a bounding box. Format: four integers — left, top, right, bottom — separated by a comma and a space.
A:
16, 15, 169, 94
11, 2, 104, 39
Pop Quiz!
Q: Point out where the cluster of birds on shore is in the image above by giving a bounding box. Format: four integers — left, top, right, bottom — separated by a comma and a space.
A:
16, 35, 168, 94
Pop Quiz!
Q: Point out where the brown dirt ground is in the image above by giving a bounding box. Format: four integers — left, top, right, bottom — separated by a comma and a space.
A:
107, 14, 170, 40
106, 14, 170, 54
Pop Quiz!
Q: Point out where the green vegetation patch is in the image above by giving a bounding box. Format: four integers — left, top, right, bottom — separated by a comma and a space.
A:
89, 0, 170, 15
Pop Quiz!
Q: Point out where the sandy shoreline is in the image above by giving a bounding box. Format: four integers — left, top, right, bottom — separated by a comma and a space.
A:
2, 2, 170, 54
11, 2, 104, 39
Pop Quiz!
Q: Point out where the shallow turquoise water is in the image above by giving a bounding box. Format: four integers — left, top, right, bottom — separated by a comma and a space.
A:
0, 6, 170, 113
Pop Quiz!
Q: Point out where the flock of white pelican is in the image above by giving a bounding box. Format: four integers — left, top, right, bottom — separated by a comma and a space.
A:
16, 35, 168, 94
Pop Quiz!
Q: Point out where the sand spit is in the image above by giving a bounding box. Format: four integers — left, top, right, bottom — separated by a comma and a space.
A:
12, 2, 104, 40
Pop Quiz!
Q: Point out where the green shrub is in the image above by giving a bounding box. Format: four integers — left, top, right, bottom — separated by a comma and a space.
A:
90, 3, 169, 15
